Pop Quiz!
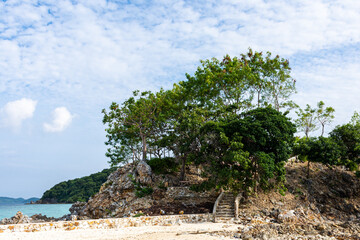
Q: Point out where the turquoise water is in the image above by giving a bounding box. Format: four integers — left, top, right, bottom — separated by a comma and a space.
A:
0, 204, 73, 220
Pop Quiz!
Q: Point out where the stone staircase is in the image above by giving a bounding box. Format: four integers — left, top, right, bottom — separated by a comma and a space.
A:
214, 192, 235, 222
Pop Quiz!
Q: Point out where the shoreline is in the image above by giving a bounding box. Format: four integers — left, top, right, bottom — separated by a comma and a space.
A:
0, 222, 237, 240
1, 212, 359, 239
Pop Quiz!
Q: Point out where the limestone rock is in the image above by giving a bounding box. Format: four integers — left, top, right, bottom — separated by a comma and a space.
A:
0, 211, 32, 225
136, 160, 153, 185
277, 210, 297, 223
30, 214, 55, 223
69, 201, 86, 215
75, 162, 216, 219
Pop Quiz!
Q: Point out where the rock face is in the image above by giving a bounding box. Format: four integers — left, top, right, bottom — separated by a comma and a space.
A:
136, 160, 153, 185
69, 201, 87, 215
76, 162, 216, 219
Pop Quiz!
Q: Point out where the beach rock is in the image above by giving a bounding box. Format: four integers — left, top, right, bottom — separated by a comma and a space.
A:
69, 201, 86, 215
0, 218, 11, 225
0, 211, 32, 225
30, 214, 55, 223
13, 211, 31, 224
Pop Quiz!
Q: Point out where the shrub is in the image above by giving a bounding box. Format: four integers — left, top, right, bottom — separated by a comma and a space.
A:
135, 187, 153, 198
148, 157, 179, 174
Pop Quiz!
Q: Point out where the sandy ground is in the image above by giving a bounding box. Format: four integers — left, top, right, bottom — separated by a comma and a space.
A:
0, 223, 238, 240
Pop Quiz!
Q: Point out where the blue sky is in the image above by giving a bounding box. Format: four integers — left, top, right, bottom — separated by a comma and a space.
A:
1, 0, 360, 198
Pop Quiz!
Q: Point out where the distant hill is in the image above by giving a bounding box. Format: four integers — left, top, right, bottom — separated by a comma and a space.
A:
0, 197, 39, 205
38, 168, 116, 203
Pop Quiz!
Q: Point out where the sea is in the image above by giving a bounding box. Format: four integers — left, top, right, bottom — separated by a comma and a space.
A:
0, 203, 73, 220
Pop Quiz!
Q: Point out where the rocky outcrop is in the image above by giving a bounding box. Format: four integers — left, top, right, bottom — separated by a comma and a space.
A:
0, 211, 31, 225
69, 201, 87, 215
75, 162, 216, 219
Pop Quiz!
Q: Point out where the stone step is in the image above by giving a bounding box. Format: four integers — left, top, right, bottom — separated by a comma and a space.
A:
218, 205, 234, 208
217, 209, 234, 212
219, 204, 233, 207
219, 202, 234, 206
215, 192, 236, 222
216, 209, 234, 213
217, 212, 234, 216
217, 216, 234, 219
216, 207, 235, 211
221, 198, 234, 201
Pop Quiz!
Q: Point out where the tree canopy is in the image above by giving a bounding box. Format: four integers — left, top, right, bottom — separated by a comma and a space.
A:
193, 107, 296, 194
102, 48, 360, 195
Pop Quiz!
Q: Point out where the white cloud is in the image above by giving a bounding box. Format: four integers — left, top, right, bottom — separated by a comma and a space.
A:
43, 107, 73, 132
0, 98, 37, 130
0, 0, 359, 121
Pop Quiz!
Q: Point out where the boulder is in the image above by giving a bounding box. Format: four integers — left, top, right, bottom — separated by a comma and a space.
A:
1, 211, 32, 225
69, 201, 86, 215
136, 161, 153, 185
277, 210, 297, 223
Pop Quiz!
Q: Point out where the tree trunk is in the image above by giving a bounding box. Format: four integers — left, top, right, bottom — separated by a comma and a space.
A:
306, 134, 310, 179
141, 135, 147, 161
180, 156, 186, 181
307, 160, 310, 179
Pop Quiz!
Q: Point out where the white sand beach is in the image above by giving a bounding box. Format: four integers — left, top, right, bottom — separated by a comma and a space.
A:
0, 222, 237, 240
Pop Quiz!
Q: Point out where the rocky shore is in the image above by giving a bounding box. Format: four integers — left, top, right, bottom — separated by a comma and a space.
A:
1, 160, 360, 239
1, 211, 360, 239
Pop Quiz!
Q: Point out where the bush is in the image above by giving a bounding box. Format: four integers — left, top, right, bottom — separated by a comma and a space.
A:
293, 137, 342, 166
148, 157, 179, 174
135, 187, 153, 198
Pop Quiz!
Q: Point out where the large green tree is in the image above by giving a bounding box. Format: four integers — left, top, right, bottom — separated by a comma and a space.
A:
102, 90, 166, 166
240, 49, 296, 111
102, 49, 298, 188
194, 107, 296, 194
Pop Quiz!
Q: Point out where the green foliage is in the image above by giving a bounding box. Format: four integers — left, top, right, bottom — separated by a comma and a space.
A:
129, 174, 154, 198
135, 187, 154, 198
330, 114, 360, 166
40, 168, 116, 203
295, 101, 335, 138
103, 49, 300, 190
316, 101, 335, 136
182, 48, 296, 115
308, 137, 342, 165
133, 213, 145, 217
295, 104, 318, 138
102, 90, 169, 166
148, 157, 179, 174
195, 107, 296, 194
158, 181, 167, 190
294, 137, 342, 166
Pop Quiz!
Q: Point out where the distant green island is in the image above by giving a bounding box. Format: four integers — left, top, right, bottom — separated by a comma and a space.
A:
0, 197, 39, 205
38, 168, 116, 203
